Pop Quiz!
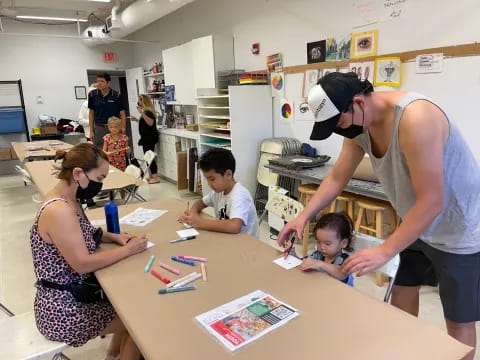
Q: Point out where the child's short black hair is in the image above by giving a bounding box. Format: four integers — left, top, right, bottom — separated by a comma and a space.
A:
314, 212, 354, 251
199, 148, 236, 175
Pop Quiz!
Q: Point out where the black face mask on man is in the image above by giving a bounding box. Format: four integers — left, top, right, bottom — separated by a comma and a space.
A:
76, 172, 103, 200
333, 103, 365, 139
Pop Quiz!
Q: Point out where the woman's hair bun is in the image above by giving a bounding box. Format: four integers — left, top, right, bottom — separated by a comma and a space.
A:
55, 149, 67, 160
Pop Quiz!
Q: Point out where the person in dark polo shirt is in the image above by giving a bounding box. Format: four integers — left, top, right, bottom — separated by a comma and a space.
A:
88, 72, 126, 148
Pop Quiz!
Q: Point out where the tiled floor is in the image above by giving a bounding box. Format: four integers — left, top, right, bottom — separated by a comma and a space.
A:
0, 170, 478, 359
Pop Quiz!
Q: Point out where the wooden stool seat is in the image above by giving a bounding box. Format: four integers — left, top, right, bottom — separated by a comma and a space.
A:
330, 192, 356, 219
354, 199, 398, 286
298, 183, 320, 257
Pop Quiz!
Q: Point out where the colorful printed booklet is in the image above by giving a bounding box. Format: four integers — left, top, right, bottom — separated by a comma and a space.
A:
195, 290, 299, 352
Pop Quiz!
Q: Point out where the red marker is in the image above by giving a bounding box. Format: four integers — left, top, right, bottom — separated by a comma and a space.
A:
151, 269, 171, 284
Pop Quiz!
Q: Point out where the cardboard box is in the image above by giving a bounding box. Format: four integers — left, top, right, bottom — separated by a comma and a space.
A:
0, 147, 12, 161
10, 147, 18, 160
40, 125, 57, 135
177, 151, 188, 190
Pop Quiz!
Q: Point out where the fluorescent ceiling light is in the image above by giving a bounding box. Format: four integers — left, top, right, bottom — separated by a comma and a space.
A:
16, 15, 88, 22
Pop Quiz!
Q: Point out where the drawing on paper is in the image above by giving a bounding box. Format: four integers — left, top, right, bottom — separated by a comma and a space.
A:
351, 30, 378, 59
348, 61, 374, 83
302, 70, 319, 98
270, 72, 285, 97
326, 34, 351, 61
306, 40, 326, 64
281, 102, 292, 119
374, 57, 401, 87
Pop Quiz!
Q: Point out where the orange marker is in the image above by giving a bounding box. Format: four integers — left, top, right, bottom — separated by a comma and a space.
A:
151, 269, 171, 284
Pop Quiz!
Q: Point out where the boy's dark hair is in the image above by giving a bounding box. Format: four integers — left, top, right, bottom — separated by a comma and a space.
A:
314, 212, 354, 251
199, 148, 235, 175
97, 72, 111, 82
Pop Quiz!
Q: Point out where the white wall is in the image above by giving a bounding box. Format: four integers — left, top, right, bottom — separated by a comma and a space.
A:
129, 0, 480, 161
0, 19, 134, 136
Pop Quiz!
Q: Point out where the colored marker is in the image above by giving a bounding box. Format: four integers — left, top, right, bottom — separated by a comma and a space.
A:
201, 263, 208, 281
144, 255, 155, 273
158, 285, 196, 294
171, 256, 196, 266
170, 235, 196, 243
158, 262, 181, 275
150, 269, 171, 284
166, 272, 199, 288
172, 272, 201, 288
178, 255, 207, 262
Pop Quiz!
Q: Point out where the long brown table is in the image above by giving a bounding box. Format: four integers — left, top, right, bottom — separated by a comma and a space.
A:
11, 141, 72, 162
25, 160, 143, 200
89, 199, 471, 360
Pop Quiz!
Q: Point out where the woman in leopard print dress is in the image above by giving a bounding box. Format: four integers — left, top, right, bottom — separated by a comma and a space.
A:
30, 143, 147, 359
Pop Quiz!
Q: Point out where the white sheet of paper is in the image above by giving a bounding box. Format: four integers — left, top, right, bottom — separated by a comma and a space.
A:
176, 228, 199, 238
182, 223, 192, 229
147, 241, 155, 248
273, 255, 303, 270
91, 219, 106, 226
119, 208, 168, 227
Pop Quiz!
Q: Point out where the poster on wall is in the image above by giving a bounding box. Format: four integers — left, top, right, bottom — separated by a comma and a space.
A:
270, 72, 285, 98
302, 70, 319, 98
294, 98, 314, 122
415, 53, 443, 74
351, 30, 378, 59
326, 34, 351, 61
306, 40, 326, 64
374, 57, 401, 87
278, 99, 294, 122
348, 61, 374, 83
266, 53, 283, 73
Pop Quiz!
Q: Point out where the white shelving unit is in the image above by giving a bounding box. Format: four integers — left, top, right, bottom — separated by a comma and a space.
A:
197, 86, 272, 196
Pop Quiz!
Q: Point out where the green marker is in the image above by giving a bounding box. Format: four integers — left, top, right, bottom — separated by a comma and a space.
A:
158, 285, 196, 294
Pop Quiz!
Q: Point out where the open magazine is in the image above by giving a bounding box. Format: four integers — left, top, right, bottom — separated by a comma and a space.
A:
195, 290, 299, 352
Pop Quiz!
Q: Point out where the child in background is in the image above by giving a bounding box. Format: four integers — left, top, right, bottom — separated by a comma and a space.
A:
103, 116, 130, 171
177, 148, 259, 238
286, 212, 354, 286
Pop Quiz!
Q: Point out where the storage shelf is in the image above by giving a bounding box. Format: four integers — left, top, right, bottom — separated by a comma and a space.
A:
147, 92, 165, 95
200, 142, 232, 151
200, 133, 231, 140
200, 124, 230, 131
197, 106, 230, 110
144, 72, 164, 78
196, 95, 230, 99
199, 115, 230, 120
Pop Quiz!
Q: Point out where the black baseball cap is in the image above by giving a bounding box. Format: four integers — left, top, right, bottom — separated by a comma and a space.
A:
308, 72, 368, 140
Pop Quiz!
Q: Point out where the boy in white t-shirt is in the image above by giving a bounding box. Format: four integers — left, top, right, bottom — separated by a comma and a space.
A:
177, 148, 259, 238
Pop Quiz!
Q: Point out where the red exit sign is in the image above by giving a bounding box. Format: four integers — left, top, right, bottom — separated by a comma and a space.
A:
104, 52, 115, 62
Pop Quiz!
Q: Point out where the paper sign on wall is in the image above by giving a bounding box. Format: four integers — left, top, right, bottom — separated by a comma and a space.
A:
348, 61, 374, 83
415, 53, 443, 74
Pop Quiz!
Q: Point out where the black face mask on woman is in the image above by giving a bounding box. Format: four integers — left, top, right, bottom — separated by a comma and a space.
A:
76, 172, 103, 200
333, 104, 365, 139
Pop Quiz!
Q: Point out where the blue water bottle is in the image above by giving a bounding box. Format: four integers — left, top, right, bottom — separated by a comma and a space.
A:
104, 200, 120, 234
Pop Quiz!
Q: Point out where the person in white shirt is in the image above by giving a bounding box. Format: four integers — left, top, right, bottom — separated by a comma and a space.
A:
78, 84, 97, 140
178, 148, 259, 238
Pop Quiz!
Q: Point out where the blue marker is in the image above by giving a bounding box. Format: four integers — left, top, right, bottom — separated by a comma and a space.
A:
171, 256, 196, 266
144, 255, 155, 273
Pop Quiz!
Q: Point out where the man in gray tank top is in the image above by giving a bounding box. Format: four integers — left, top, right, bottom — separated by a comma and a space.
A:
278, 72, 479, 358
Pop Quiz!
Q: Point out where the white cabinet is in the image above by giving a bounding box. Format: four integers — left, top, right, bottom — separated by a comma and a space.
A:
197, 85, 272, 196
163, 41, 194, 105
162, 34, 233, 106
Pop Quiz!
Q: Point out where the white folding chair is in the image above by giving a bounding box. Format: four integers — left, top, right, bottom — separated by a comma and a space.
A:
124, 165, 147, 203
141, 150, 157, 181
259, 193, 304, 225
0, 310, 70, 360
15, 165, 42, 203
351, 232, 400, 302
